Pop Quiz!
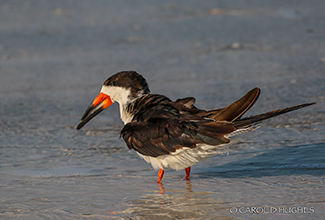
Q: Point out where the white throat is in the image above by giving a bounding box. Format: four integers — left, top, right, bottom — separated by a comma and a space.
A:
100, 85, 136, 124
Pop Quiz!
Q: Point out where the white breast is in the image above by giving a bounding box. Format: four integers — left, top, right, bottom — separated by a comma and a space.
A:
137, 143, 229, 171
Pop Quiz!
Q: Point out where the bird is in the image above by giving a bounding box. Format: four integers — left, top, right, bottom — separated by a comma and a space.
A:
76, 71, 315, 183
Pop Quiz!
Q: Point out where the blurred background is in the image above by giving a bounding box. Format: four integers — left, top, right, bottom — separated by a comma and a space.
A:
0, 1, 324, 219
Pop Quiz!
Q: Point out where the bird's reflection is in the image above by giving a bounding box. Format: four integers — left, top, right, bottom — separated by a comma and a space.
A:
158, 179, 193, 194
185, 180, 193, 192
158, 182, 165, 194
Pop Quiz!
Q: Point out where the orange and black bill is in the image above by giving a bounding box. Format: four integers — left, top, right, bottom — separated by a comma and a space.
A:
76, 93, 113, 130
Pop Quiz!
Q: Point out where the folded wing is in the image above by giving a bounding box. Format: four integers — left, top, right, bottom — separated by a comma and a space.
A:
121, 113, 236, 157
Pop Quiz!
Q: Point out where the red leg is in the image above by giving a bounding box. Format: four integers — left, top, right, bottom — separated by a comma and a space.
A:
184, 167, 191, 180
157, 169, 164, 183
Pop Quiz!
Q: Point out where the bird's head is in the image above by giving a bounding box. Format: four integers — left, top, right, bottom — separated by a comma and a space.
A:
76, 71, 150, 129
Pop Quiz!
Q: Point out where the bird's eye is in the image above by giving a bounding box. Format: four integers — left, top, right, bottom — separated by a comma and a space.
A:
110, 81, 115, 86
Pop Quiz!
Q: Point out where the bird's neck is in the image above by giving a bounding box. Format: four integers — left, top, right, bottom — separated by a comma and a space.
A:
120, 106, 134, 124
119, 94, 147, 124
119, 94, 173, 124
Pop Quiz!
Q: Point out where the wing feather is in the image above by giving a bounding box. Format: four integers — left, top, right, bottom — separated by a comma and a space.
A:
197, 87, 260, 121
121, 116, 236, 157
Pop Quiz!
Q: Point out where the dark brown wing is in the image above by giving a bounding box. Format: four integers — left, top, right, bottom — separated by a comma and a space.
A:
173, 97, 204, 115
197, 87, 261, 121
120, 105, 236, 157
175, 97, 196, 108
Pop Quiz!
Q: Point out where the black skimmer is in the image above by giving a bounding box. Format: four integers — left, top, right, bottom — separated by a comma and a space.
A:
76, 71, 315, 183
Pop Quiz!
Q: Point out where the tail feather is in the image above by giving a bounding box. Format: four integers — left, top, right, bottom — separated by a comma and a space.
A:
232, 102, 316, 128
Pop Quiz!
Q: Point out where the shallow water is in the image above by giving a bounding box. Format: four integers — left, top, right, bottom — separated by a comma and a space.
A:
1, 139, 324, 219
1, 1, 325, 219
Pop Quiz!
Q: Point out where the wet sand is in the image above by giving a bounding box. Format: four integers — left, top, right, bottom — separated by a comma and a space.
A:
1, 1, 324, 219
